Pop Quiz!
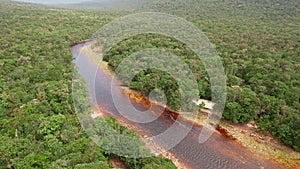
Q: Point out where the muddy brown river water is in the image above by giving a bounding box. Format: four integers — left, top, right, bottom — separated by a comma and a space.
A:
71, 42, 282, 169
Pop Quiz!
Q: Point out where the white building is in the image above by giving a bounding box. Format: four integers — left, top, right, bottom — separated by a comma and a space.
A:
193, 99, 215, 110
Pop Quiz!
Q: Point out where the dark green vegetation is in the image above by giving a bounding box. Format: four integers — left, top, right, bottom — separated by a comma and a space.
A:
0, 2, 299, 169
0, 2, 176, 168
103, 34, 202, 111
102, 0, 300, 151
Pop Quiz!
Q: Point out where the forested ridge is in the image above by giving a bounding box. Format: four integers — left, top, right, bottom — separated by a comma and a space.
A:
0, 2, 176, 168
102, 0, 300, 151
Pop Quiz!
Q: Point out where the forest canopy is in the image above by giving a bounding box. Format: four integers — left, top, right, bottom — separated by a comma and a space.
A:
102, 0, 300, 151
0, 1, 177, 168
0, 1, 299, 169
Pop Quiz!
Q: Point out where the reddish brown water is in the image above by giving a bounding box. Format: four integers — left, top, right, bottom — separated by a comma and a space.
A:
71, 43, 282, 169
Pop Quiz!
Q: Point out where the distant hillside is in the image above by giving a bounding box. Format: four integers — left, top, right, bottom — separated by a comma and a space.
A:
59, 0, 145, 10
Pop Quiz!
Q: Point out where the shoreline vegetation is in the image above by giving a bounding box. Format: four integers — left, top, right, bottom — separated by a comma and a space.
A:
80, 43, 190, 169
81, 43, 300, 169
120, 73, 300, 169
1, 1, 299, 168
1, 2, 177, 168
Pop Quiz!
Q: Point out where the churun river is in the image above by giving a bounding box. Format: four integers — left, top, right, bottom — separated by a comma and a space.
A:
71, 42, 282, 169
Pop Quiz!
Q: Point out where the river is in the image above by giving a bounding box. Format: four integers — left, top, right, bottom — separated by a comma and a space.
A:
71, 42, 282, 169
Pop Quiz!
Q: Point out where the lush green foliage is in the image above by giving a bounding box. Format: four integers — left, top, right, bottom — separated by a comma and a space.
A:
103, 34, 203, 111
0, 2, 176, 168
102, 0, 300, 151
0, 4, 299, 169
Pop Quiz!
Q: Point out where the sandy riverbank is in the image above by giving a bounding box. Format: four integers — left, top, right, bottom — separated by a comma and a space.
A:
121, 87, 300, 169
81, 42, 300, 169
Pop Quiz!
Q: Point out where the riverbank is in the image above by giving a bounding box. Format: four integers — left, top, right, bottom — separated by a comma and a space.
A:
91, 98, 190, 169
80, 42, 300, 169
79, 43, 191, 169
121, 86, 300, 169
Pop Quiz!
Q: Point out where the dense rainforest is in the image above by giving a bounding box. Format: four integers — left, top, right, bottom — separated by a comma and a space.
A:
102, 0, 300, 151
0, 1, 176, 168
0, 0, 299, 168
